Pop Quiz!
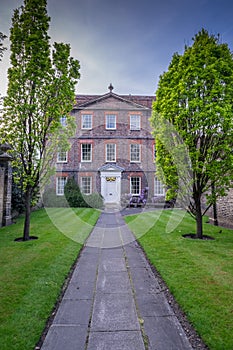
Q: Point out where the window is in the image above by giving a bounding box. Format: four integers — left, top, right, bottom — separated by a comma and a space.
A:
56, 177, 67, 195
60, 116, 67, 127
81, 144, 92, 162
130, 115, 140, 130
130, 177, 141, 195
81, 177, 92, 194
130, 144, 140, 162
106, 144, 116, 162
106, 114, 116, 129
57, 150, 67, 163
82, 114, 92, 129
154, 176, 165, 195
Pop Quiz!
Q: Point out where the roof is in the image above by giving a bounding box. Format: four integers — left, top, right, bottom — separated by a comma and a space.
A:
74, 92, 155, 109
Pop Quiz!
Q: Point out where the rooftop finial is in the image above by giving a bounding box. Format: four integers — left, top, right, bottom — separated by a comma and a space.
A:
108, 83, 114, 93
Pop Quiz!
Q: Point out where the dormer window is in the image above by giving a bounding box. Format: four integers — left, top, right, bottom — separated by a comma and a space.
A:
106, 114, 116, 129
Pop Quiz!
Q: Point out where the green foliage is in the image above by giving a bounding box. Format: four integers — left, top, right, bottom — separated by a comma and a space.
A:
11, 174, 25, 214
0, 0, 80, 239
0, 32, 7, 61
64, 177, 86, 208
152, 28, 233, 237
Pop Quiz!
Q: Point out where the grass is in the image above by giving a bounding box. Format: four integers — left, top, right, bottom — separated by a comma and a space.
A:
125, 209, 233, 350
0, 208, 100, 350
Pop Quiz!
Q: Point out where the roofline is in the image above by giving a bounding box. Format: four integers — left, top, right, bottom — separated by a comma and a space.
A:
74, 91, 155, 110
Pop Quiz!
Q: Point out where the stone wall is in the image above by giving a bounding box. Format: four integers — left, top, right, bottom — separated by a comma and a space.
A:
0, 144, 12, 227
209, 188, 233, 228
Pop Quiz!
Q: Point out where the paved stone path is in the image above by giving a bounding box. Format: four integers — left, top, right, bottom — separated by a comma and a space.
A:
40, 210, 193, 350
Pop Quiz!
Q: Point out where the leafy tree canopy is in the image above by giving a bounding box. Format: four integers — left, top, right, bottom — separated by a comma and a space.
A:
151, 29, 233, 238
0, 0, 80, 240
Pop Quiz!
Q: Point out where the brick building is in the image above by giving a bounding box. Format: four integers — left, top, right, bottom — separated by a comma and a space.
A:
54, 85, 165, 206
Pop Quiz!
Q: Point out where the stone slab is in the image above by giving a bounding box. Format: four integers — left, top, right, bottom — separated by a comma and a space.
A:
63, 280, 96, 300
136, 292, 174, 317
100, 247, 124, 258
53, 299, 92, 326
40, 325, 87, 350
143, 316, 193, 350
99, 258, 127, 272
87, 331, 145, 350
96, 271, 131, 294
91, 293, 140, 331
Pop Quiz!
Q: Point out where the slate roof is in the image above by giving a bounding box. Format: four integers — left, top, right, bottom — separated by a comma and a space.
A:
74, 92, 155, 109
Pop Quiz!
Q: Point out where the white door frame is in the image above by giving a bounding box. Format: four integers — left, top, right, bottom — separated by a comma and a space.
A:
100, 170, 122, 204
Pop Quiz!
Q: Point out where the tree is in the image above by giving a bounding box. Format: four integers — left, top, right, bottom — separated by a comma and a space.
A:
152, 29, 233, 238
1, 0, 80, 241
0, 32, 7, 61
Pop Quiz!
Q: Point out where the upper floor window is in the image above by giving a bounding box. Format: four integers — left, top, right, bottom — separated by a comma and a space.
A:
56, 176, 67, 196
106, 114, 116, 129
106, 144, 116, 162
130, 177, 141, 195
81, 176, 92, 195
130, 144, 141, 162
57, 150, 67, 163
154, 176, 165, 196
81, 143, 92, 162
82, 114, 92, 129
60, 116, 67, 127
130, 114, 140, 130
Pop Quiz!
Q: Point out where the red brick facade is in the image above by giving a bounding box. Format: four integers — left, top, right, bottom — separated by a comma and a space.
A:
55, 88, 165, 205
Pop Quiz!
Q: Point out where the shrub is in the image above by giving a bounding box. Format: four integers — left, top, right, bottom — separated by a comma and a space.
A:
64, 177, 86, 207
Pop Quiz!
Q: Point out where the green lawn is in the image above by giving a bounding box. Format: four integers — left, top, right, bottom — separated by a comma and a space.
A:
0, 208, 100, 350
125, 209, 233, 350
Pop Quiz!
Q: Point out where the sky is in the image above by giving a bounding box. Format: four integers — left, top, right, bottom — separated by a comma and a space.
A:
1, 0, 233, 96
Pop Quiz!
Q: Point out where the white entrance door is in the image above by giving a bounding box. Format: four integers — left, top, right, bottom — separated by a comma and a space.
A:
100, 171, 121, 204
105, 179, 118, 203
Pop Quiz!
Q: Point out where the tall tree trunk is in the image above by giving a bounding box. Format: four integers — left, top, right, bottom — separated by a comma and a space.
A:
23, 188, 31, 241
195, 197, 203, 239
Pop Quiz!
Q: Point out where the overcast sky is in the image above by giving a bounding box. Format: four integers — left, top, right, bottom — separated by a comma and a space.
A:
1, 0, 233, 96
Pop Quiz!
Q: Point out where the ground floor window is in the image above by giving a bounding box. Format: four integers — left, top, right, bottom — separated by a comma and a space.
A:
154, 176, 165, 195
81, 176, 92, 194
56, 176, 67, 195
130, 177, 141, 195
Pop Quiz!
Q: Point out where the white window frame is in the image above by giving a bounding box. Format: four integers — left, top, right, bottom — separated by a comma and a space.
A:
106, 143, 116, 162
81, 176, 92, 195
60, 116, 67, 127
56, 176, 67, 196
82, 114, 92, 129
130, 177, 141, 195
130, 114, 141, 130
130, 144, 141, 162
154, 176, 165, 196
81, 143, 92, 162
106, 114, 116, 130
57, 150, 68, 163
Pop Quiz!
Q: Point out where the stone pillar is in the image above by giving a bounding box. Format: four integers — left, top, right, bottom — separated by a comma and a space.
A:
0, 144, 13, 227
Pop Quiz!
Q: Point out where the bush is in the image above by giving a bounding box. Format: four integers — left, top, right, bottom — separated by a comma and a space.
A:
64, 177, 86, 207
